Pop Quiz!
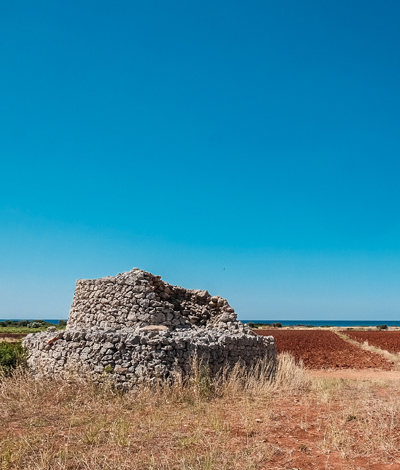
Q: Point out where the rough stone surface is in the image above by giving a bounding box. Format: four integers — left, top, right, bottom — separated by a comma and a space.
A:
23, 268, 277, 387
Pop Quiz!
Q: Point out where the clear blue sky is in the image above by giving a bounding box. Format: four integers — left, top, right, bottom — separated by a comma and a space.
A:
1, 1, 400, 320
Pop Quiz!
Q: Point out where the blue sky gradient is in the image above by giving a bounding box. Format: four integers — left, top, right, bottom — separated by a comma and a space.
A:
1, 1, 400, 320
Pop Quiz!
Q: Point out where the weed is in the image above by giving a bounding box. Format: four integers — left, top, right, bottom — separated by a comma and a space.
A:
110, 418, 130, 446
182, 394, 195, 406
191, 364, 213, 399
178, 433, 201, 448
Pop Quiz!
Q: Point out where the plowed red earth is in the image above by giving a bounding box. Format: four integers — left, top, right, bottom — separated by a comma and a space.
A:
256, 329, 393, 370
341, 330, 400, 354
0, 333, 25, 339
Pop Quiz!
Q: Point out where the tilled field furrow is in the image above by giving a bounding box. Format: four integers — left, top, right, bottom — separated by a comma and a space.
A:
255, 330, 393, 370
340, 330, 400, 354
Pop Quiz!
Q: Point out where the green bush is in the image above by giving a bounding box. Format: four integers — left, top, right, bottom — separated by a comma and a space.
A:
104, 365, 114, 374
253, 323, 271, 328
377, 324, 388, 330
0, 342, 28, 377
0, 319, 63, 333
1, 320, 30, 327
272, 322, 282, 328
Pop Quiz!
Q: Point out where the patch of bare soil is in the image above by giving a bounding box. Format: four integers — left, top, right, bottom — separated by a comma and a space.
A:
256, 329, 394, 370
0, 333, 25, 343
258, 390, 400, 470
0, 333, 26, 338
0, 338, 18, 343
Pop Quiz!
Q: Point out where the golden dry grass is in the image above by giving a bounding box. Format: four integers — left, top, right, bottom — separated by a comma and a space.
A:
0, 354, 400, 469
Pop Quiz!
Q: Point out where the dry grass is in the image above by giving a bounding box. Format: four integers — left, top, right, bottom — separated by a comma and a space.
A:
0, 354, 400, 469
312, 378, 400, 459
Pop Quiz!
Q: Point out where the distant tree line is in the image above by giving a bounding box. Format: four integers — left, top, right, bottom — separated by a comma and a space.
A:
247, 322, 283, 329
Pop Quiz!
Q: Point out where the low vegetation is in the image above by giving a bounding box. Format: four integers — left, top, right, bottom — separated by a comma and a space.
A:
247, 322, 283, 329
0, 320, 66, 334
0, 342, 27, 377
0, 354, 399, 469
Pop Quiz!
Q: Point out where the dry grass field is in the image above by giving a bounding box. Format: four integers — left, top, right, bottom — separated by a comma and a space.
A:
1, 354, 400, 470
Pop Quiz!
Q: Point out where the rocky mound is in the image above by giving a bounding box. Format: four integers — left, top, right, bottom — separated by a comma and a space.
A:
23, 269, 277, 387
67, 268, 248, 332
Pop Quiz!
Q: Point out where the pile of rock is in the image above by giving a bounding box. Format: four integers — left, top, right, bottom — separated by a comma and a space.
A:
67, 268, 248, 332
23, 269, 277, 387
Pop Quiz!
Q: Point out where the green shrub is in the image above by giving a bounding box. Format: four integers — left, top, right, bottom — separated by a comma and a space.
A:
104, 365, 114, 374
28, 321, 44, 329
0, 342, 28, 377
272, 322, 282, 328
377, 324, 388, 330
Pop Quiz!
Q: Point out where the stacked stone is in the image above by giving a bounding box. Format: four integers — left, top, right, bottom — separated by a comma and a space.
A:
67, 268, 247, 332
23, 269, 277, 387
23, 326, 276, 387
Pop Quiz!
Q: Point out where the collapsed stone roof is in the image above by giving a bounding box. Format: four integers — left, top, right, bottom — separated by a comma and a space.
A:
68, 268, 249, 334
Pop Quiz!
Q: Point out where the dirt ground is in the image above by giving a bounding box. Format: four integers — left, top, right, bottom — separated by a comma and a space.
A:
256, 329, 394, 370
0, 337, 18, 343
257, 385, 400, 470
0, 333, 26, 343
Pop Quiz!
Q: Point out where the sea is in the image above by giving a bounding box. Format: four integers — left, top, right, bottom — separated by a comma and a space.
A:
241, 320, 400, 327
1, 319, 398, 327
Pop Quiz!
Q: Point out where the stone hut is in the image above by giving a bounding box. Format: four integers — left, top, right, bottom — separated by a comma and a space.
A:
23, 268, 277, 387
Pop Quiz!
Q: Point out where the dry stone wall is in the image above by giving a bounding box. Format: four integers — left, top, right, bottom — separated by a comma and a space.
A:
23, 269, 277, 387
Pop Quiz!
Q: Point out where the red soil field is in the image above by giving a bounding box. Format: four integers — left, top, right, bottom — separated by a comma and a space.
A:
0, 333, 26, 339
256, 329, 393, 370
341, 330, 400, 354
